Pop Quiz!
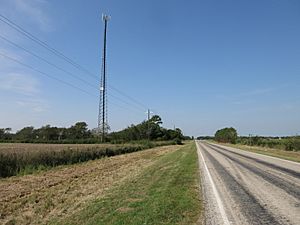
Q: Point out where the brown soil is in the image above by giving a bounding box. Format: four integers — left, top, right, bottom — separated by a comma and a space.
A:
0, 145, 179, 225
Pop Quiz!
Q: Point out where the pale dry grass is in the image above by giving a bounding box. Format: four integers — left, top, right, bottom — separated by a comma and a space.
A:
0, 145, 180, 225
0, 143, 134, 155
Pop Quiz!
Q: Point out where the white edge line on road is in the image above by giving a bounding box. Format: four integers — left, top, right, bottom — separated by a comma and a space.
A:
208, 142, 300, 166
196, 141, 230, 225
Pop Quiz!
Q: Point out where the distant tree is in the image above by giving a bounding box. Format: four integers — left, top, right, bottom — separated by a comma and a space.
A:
57, 128, 67, 140
162, 128, 183, 140
35, 125, 61, 141
15, 126, 35, 141
4, 117, 185, 143
68, 122, 91, 139
250, 136, 261, 146
197, 136, 214, 140
215, 127, 238, 144
0, 129, 4, 140
0, 128, 12, 140
150, 115, 162, 125
108, 115, 185, 142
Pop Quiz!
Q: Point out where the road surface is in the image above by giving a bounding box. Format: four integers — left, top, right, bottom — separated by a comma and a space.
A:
196, 141, 300, 225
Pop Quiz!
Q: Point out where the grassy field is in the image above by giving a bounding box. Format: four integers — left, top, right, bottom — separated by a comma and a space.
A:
0, 141, 174, 177
214, 142, 300, 163
50, 142, 202, 225
0, 142, 202, 225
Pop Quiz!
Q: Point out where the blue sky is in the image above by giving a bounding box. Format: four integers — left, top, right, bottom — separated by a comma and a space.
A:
0, 0, 299, 136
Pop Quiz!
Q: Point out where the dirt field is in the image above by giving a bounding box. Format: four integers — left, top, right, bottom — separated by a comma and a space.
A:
0, 145, 180, 225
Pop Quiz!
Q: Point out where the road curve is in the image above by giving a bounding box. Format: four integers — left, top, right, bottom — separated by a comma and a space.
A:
196, 141, 300, 225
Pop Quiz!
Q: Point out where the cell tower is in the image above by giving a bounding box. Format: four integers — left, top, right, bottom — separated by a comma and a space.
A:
98, 14, 110, 141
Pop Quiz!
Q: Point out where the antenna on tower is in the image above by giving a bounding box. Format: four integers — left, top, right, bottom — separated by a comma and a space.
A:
102, 14, 111, 21
98, 13, 110, 142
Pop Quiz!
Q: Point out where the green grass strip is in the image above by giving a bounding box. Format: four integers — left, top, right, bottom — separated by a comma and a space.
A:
52, 142, 202, 225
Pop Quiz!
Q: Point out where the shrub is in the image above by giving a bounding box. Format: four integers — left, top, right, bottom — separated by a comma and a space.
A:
173, 138, 183, 145
215, 127, 238, 144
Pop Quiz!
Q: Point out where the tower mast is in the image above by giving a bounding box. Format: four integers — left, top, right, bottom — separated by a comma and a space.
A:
98, 14, 110, 141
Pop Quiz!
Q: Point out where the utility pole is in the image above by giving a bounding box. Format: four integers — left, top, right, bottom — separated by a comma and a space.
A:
147, 109, 152, 140
98, 14, 110, 142
147, 109, 151, 121
249, 134, 252, 146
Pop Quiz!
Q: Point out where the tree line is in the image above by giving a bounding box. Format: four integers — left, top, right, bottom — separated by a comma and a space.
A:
212, 127, 300, 151
0, 115, 188, 143
0, 122, 91, 143
109, 115, 185, 143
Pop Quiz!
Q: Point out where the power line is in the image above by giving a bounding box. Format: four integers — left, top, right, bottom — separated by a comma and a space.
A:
0, 51, 146, 116
108, 85, 148, 109
0, 52, 148, 116
0, 14, 99, 81
108, 93, 145, 112
0, 34, 99, 90
0, 52, 97, 97
0, 34, 146, 112
0, 13, 152, 112
108, 99, 144, 115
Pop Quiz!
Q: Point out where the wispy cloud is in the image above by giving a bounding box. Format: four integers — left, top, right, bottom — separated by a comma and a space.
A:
240, 87, 276, 97
10, 0, 52, 32
0, 72, 49, 114
16, 98, 48, 113
0, 0, 53, 117
216, 84, 291, 106
0, 47, 25, 69
0, 72, 39, 95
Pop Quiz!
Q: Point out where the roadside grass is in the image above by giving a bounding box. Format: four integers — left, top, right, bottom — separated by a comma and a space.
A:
52, 142, 202, 225
0, 145, 181, 225
212, 142, 300, 163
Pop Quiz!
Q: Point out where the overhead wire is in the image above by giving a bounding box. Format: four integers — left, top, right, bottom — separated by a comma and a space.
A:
0, 34, 99, 90
108, 99, 145, 115
2, 52, 145, 112
0, 13, 151, 112
0, 14, 98, 81
108, 85, 148, 109
0, 51, 145, 115
0, 14, 148, 108
0, 52, 96, 97
0, 34, 146, 112
0, 14, 158, 118
107, 93, 145, 111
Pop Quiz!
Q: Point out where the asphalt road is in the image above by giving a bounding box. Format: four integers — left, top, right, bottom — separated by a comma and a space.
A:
196, 141, 300, 225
